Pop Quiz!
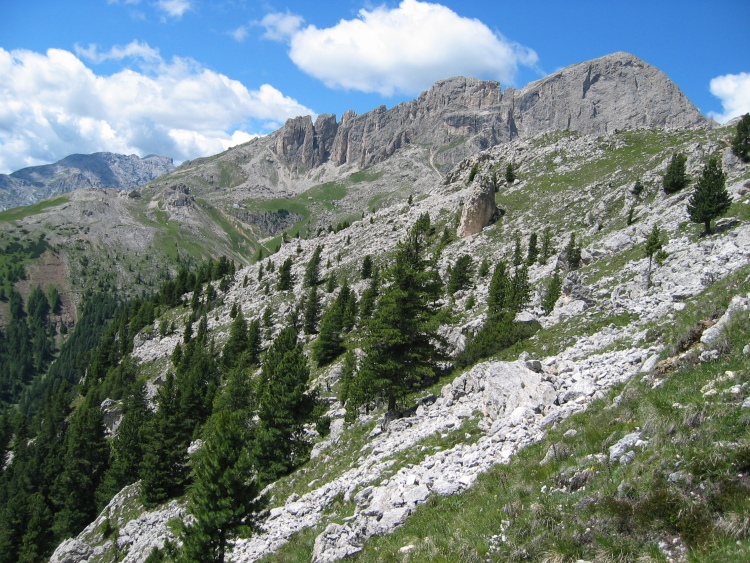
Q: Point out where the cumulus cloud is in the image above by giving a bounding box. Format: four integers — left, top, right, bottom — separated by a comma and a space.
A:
0, 46, 315, 173
260, 12, 305, 42
75, 40, 161, 63
272, 0, 537, 96
709, 72, 750, 124
155, 0, 193, 18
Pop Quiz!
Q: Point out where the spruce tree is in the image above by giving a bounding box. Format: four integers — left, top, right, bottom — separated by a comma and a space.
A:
180, 410, 262, 563
354, 218, 444, 413
487, 261, 511, 318
254, 327, 314, 484
564, 233, 582, 271
644, 224, 664, 288
361, 255, 373, 280
223, 313, 248, 370
303, 287, 321, 335
662, 152, 689, 194
51, 396, 109, 540
541, 269, 563, 314
311, 292, 346, 367
526, 232, 539, 265
687, 156, 732, 235
302, 245, 323, 288
446, 254, 474, 295
539, 226, 554, 265
140, 372, 189, 507
505, 162, 516, 184
276, 257, 294, 291
732, 113, 750, 162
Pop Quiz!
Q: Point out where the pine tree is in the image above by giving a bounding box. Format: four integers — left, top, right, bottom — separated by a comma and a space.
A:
564, 233, 582, 271
526, 232, 539, 265
51, 396, 109, 539
446, 255, 474, 295
302, 245, 323, 288
179, 411, 262, 563
98, 384, 150, 505
732, 113, 750, 162
254, 327, 315, 484
539, 226, 554, 265
361, 255, 373, 280
687, 156, 732, 235
541, 269, 563, 314
303, 287, 321, 335
487, 261, 511, 318
140, 372, 189, 507
505, 162, 516, 184
354, 218, 444, 413
512, 234, 523, 267
663, 153, 689, 194
276, 258, 294, 291
223, 313, 248, 370
644, 224, 664, 288
311, 292, 346, 367
358, 266, 380, 320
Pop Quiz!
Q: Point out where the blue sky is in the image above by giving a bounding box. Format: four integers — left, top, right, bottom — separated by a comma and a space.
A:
1, 0, 748, 174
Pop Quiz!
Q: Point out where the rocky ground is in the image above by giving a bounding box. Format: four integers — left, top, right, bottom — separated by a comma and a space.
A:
49, 129, 750, 562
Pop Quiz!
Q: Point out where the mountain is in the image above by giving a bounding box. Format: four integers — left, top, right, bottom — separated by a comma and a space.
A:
0, 52, 711, 312
3, 52, 750, 562
0, 152, 175, 211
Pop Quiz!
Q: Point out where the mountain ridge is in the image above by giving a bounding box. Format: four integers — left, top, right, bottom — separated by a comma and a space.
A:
0, 152, 175, 211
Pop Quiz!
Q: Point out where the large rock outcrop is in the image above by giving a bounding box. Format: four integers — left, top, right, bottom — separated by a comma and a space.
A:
267, 52, 708, 175
457, 174, 499, 237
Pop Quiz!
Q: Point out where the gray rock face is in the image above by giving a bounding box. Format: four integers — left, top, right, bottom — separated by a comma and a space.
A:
0, 152, 174, 211
265, 52, 707, 176
457, 174, 498, 237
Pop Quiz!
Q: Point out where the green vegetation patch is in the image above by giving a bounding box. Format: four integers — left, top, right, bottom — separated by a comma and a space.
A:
0, 194, 70, 222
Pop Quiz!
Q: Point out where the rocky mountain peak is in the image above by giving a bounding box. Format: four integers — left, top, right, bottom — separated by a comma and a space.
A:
0, 152, 174, 211
266, 52, 708, 179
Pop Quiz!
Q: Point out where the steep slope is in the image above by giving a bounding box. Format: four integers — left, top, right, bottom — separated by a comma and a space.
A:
47, 123, 750, 563
0, 152, 174, 211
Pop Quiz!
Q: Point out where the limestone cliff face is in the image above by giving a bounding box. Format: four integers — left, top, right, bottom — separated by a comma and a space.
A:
268, 52, 708, 175
509, 52, 708, 136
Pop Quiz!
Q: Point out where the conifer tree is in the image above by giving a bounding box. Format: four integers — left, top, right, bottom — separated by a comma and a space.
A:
358, 266, 380, 320
564, 233, 582, 271
487, 261, 511, 318
732, 113, 750, 162
526, 232, 539, 265
140, 372, 189, 506
311, 291, 346, 367
687, 156, 732, 235
505, 162, 516, 184
541, 269, 563, 314
353, 217, 444, 413
97, 384, 150, 507
361, 255, 373, 280
446, 255, 474, 295
644, 224, 664, 288
302, 245, 323, 288
539, 226, 554, 265
223, 313, 249, 370
276, 257, 294, 291
303, 287, 321, 335
180, 410, 262, 563
662, 152, 689, 194
254, 327, 314, 484
51, 396, 109, 539
512, 234, 523, 267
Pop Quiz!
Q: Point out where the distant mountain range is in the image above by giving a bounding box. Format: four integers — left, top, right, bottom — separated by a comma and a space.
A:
0, 152, 174, 211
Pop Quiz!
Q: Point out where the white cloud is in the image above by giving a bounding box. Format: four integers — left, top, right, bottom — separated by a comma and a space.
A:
229, 25, 249, 42
75, 40, 161, 63
155, 0, 192, 19
0, 46, 315, 174
275, 0, 537, 96
709, 72, 750, 124
260, 12, 304, 42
